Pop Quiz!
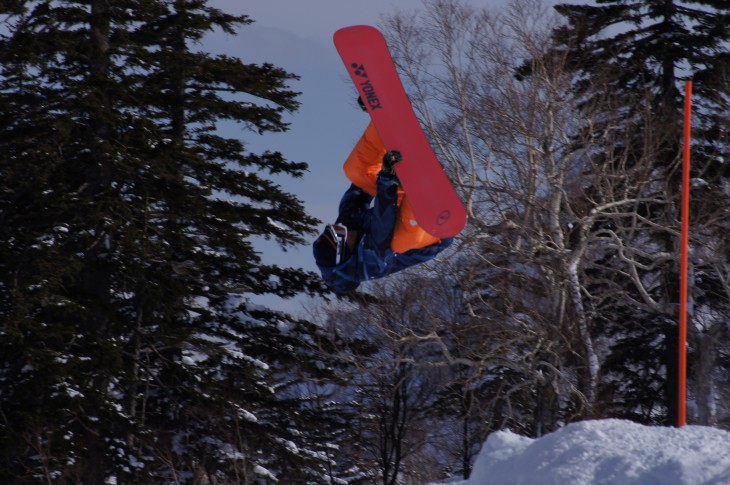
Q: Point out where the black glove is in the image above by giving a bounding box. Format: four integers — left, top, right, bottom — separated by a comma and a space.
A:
381, 150, 402, 175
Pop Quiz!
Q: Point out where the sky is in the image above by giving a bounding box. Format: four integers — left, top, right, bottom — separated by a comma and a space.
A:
428, 419, 730, 485
204, 0, 460, 314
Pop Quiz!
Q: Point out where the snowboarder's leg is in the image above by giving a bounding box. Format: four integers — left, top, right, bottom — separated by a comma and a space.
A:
335, 184, 373, 231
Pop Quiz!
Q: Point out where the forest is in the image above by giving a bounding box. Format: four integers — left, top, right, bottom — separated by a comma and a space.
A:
0, 0, 728, 484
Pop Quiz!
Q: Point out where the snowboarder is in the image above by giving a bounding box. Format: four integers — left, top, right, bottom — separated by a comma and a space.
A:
313, 101, 453, 293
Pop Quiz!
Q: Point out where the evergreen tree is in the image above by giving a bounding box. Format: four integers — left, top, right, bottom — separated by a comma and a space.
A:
0, 1, 329, 482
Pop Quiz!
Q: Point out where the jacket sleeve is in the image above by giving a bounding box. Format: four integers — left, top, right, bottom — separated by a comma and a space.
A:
342, 122, 385, 197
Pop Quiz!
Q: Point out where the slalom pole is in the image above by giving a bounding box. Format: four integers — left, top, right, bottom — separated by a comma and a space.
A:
678, 80, 692, 427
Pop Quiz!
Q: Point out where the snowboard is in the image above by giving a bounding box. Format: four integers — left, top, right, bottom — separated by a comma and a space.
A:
334, 25, 467, 239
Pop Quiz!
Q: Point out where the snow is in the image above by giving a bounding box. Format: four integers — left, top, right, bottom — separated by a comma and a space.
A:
433, 419, 730, 485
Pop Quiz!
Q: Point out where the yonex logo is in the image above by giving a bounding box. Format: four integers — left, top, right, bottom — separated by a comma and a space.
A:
351, 62, 382, 110
351, 63, 368, 78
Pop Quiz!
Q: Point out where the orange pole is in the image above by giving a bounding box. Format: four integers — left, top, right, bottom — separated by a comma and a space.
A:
678, 80, 692, 427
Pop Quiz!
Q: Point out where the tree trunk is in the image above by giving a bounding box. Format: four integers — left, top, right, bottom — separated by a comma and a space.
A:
80, 1, 113, 483
694, 326, 722, 426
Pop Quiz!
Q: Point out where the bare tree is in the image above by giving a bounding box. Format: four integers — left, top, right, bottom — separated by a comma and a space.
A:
316, 276, 458, 484
381, 0, 723, 427
311, 0, 730, 479
383, 0, 607, 422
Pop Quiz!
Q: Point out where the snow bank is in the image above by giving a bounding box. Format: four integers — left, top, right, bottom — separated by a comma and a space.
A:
445, 419, 730, 485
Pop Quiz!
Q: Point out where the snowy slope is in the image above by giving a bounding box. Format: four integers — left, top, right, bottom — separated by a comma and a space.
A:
438, 419, 730, 485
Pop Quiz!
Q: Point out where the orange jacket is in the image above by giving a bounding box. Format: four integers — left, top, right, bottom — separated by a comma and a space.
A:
343, 123, 440, 253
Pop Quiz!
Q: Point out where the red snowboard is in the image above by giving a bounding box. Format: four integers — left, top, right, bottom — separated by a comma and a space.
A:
334, 25, 467, 239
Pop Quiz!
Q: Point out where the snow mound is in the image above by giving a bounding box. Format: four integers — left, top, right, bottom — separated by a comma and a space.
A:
449, 419, 730, 485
